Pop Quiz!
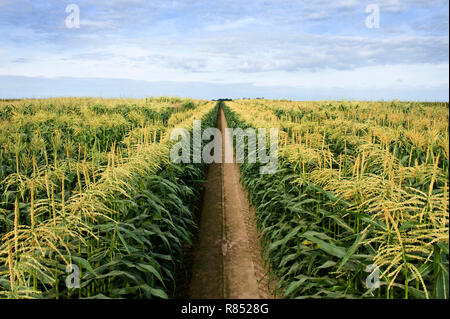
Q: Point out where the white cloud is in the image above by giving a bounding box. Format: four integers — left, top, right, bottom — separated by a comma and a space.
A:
79, 19, 115, 29
0, 0, 448, 100
204, 17, 261, 32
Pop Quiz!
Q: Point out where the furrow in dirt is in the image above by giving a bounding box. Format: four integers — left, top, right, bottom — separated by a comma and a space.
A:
189, 106, 274, 299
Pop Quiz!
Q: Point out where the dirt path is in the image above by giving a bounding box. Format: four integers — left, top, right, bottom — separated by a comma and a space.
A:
189, 107, 274, 299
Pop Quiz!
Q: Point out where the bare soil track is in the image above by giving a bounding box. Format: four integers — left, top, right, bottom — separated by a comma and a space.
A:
189, 107, 274, 299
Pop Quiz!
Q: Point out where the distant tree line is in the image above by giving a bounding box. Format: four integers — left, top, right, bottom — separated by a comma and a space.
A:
211, 97, 266, 101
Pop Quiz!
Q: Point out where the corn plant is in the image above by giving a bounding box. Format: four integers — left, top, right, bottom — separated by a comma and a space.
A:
0, 97, 218, 299
223, 99, 448, 299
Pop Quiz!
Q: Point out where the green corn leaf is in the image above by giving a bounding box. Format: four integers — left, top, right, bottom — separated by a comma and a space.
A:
436, 262, 449, 299
302, 232, 346, 258
336, 230, 368, 271
70, 255, 97, 277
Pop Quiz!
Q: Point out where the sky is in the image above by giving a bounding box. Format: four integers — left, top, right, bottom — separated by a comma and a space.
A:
0, 0, 448, 101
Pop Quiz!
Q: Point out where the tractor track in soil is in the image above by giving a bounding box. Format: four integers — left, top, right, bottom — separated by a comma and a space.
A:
188, 106, 275, 299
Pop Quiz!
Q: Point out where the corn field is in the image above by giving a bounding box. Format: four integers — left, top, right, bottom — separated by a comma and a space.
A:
223, 99, 449, 299
0, 97, 448, 299
0, 97, 218, 298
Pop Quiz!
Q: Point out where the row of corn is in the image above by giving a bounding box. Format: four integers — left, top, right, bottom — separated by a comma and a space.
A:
223, 99, 448, 299
0, 97, 219, 298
